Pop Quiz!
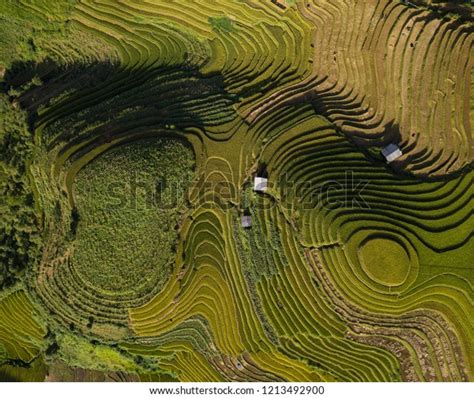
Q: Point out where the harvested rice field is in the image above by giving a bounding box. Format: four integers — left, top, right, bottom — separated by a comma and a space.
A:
0, 0, 472, 383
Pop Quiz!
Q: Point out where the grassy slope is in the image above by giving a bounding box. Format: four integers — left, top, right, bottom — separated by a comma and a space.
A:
72, 138, 195, 295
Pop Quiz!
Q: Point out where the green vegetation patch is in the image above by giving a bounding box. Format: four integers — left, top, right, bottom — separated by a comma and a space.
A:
208, 16, 236, 33
0, 357, 47, 382
0, 94, 41, 288
358, 237, 411, 287
71, 138, 195, 295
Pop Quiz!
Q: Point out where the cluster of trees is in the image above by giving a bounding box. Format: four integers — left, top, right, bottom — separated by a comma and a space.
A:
0, 93, 41, 288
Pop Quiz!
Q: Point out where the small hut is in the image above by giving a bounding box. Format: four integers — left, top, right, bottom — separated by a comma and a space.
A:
381, 144, 402, 163
241, 215, 252, 229
254, 176, 268, 192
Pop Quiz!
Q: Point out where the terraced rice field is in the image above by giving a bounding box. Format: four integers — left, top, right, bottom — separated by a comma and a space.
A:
0, 0, 472, 382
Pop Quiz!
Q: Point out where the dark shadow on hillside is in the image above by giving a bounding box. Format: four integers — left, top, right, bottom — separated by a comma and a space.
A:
409, 1, 473, 24
312, 98, 474, 182
0, 370, 19, 382
3, 58, 238, 140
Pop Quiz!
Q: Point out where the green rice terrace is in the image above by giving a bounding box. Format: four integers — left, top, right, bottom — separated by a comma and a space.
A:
0, 0, 472, 382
